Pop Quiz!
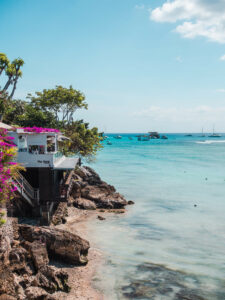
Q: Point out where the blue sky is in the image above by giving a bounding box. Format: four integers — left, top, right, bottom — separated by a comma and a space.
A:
1, 0, 225, 132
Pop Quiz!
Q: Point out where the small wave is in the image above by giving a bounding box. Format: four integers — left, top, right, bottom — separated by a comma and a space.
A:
196, 140, 225, 144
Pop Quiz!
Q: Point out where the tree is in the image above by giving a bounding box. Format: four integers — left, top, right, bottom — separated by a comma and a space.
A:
27, 85, 88, 128
0, 53, 24, 120
1, 99, 26, 125
4, 85, 103, 159
0, 53, 9, 76
60, 120, 103, 159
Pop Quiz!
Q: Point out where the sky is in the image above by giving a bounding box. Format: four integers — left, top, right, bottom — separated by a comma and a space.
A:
1, 0, 225, 133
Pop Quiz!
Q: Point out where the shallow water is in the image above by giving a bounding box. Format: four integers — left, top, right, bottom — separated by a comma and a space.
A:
87, 134, 225, 300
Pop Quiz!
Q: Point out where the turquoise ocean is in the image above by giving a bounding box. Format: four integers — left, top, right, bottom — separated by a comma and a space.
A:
87, 133, 225, 300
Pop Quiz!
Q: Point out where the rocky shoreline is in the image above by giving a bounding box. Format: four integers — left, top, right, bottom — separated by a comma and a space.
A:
0, 166, 133, 299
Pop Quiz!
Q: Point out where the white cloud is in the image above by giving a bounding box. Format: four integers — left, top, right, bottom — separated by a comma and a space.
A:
135, 4, 145, 10
133, 105, 225, 124
216, 88, 225, 92
150, 0, 225, 43
220, 54, 225, 60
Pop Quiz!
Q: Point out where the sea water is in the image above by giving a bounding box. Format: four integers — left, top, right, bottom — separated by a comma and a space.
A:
87, 134, 225, 300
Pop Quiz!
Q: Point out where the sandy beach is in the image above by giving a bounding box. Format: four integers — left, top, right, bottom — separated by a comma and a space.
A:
53, 207, 105, 300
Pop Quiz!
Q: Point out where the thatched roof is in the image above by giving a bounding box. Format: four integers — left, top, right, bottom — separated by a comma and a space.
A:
0, 122, 14, 130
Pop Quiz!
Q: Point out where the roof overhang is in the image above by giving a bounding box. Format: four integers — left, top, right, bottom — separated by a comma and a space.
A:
0, 122, 14, 130
54, 157, 80, 170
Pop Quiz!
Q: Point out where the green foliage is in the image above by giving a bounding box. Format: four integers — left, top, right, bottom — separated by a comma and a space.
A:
0, 53, 9, 75
27, 85, 88, 127
16, 104, 56, 128
60, 120, 103, 159
1, 99, 26, 124
4, 85, 103, 159
0, 54, 24, 97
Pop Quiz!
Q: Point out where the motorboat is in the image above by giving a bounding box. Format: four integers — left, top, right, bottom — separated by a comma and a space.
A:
114, 135, 122, 139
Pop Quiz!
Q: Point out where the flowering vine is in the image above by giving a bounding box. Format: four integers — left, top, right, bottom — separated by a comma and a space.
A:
19, 127, 60, 133
0, 128, 22, 225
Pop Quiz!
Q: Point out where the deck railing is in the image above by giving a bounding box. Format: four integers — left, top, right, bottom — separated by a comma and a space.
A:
13, 172, 40, 206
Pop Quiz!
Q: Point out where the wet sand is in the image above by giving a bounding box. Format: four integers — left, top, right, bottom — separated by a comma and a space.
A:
52, 207, 104, 300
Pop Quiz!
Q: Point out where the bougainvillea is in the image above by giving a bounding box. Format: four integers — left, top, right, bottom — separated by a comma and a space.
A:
0, 128, 22, 225
19, 127, 60, 133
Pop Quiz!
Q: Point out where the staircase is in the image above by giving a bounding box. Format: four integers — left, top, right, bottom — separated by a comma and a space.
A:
13, 173, 39, 207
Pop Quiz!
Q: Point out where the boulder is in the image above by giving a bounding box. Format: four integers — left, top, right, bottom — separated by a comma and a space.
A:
0, 295, 17, 300
75, 166, 101, 184
51, 203, 68, 226
19, 224, 90, 265
0, 265, 19, 298
25, 286, 48, 299
73, 198, 96, 210
8, 246, 30, 272
81, 185, 127, 208
70, 166, 128, 209
32, 265, 70, 294
29, 241, 49, 270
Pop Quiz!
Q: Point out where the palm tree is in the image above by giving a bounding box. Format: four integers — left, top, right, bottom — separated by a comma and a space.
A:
0, 53, 9, 76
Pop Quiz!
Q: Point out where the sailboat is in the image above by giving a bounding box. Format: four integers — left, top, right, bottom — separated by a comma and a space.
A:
208, 125, 221, 138
199, 128, 205, 137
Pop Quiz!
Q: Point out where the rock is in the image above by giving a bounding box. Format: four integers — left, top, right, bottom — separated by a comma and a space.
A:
8, 246, 31, 274
0, 219, 70, 300
97, 215, 105, 221
51, 202, 68, 226
70, 166, 128, 210
19, 224, 90, 265
30, 241, 49, 270
70, 181, 82, 199
25, 286, 48, 299
33, 265, 70, 294
0, 265, 19, 298
128, 200, 135, 205
81, 185, 127, 209
75, 166, 101, 185
0, 295, 17, 300
73, 198, 97, 210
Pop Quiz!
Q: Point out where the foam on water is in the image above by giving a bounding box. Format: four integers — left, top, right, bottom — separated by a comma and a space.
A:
86, 134, 225, 299
196, 140, 225, 144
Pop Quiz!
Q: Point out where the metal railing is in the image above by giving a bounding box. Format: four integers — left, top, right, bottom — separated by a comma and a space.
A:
13, 172, 40, 205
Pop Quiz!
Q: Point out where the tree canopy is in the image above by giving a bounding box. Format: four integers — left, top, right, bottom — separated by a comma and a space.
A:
27, 85, 88, 128
60, 120, 103, 159
3, 85, 103, 159
0, 53, 24, 120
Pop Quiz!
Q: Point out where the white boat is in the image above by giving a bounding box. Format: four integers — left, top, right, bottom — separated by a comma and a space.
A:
208, 126, 221, 138
114, 135, 122, 139
199, 128, 205, 137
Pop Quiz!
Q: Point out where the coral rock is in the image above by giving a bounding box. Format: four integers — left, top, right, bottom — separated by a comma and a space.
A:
19, 224, 90, 265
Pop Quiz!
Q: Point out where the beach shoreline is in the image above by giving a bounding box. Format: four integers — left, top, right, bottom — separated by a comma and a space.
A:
53, 207, 105, 300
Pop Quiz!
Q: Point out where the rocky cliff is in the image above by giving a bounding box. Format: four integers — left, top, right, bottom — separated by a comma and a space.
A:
69, 166, 128, 210
0, 166, 131, 299
0, 219, 89, 299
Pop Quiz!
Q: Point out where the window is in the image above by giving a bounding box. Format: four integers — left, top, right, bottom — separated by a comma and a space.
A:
29, 145, 45, 154
18, 135, 27, 152
47, 136, 56, 152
